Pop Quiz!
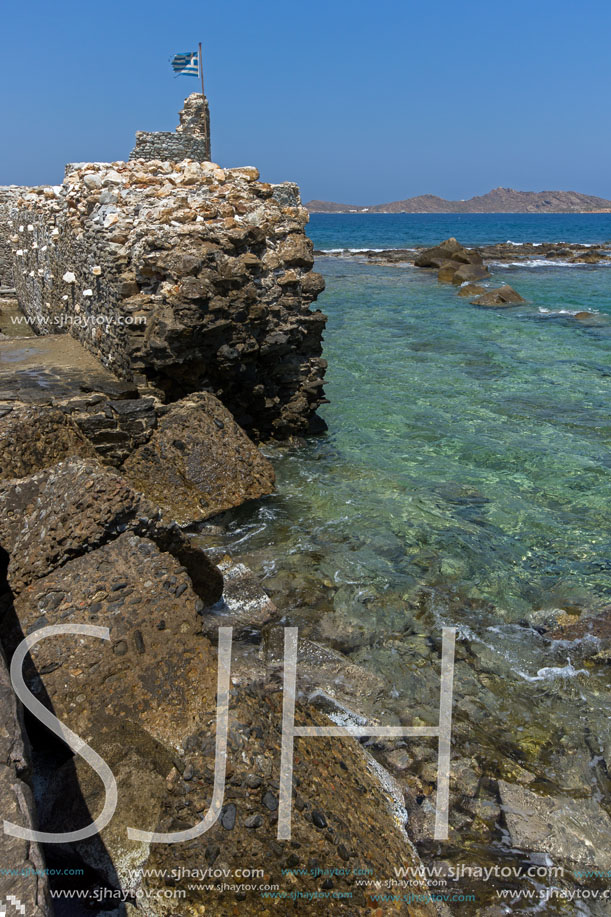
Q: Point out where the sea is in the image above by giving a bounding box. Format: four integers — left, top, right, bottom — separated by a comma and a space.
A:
207, 213, 611, 911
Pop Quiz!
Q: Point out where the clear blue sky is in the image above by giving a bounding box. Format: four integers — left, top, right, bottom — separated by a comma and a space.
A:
2, 0, 610, 204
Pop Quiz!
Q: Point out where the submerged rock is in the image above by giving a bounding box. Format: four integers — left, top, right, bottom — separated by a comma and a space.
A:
498, 780, 611, 869
546, 605, 611, 660
123, 392, 275, 525
201, 556, 279, 639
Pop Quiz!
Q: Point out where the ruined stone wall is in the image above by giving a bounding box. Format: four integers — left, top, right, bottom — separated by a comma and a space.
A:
130, 93, 211, 163
8, 160, 327, 438
0, 186, 32, 287
130, 131, 211, 163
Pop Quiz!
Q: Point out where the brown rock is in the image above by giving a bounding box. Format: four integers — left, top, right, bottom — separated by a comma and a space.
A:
0, 457, 223, 603
123, 392, 275, 525
417, 238, 489, 284
546, 605, 611, 647
452, 262, 489, 284
457, 283, 486, 298
570, 251, 604, 263
0, 647, 51, 915
471, 285, 526, 307
449, 248, 484, 265
414, 237, 464, 268
0, 405, 97, 480
5, 533, 219, 893
6, 533, 216, 748
437, 260, 461, 283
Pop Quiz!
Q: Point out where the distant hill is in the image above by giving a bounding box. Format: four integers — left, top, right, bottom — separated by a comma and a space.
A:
305, 188, 611, 214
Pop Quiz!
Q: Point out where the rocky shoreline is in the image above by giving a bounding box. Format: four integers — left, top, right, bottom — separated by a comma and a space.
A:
0, 101, 447, 916
2, 94, 610, 912
0, 350, 444, 917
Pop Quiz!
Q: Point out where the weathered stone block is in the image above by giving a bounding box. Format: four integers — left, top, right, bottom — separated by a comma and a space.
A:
0, 457, 223, 603
123, 392, 275, 525
0, 405, 97, 480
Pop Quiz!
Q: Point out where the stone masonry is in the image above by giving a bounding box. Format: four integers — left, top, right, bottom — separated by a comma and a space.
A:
4, 157, 327, 437
0, 187, 31, 288
130, 92, 211, 163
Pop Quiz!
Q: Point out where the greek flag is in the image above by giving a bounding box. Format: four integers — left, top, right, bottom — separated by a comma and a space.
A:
171, 51, 199, 76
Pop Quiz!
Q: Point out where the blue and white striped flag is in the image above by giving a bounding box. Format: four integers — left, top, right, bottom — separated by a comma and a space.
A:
171, 51, 199, 76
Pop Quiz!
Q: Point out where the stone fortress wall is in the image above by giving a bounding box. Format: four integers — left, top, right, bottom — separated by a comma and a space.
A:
0, 187, 32, 287
0, 95, 327, 438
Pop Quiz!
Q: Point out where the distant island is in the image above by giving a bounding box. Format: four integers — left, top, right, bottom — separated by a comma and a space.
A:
305, 187, 611, 214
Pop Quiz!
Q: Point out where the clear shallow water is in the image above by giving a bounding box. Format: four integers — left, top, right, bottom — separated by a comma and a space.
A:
268, 259, 611, 616
212, 216, 611, 911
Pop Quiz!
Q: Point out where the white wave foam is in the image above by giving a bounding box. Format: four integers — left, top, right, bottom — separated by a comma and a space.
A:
319, 247, 417, 254
538, 307, 600, 316
490, 258, 587, 268
514, 660, 588, 682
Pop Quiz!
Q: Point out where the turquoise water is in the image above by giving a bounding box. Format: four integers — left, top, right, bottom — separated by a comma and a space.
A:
294, 214, 611, 616
271, 258, 611, 616
213, 215, 611, 909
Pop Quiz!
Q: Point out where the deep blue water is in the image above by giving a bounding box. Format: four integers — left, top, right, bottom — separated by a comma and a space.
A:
308, 211, 611, 250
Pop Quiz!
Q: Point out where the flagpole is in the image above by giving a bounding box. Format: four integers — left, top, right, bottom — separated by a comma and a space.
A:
199, 42, 205, 97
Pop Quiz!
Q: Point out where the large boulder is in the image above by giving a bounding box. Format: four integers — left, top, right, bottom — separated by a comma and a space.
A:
471, 285, 526, 307
414, 238, 489, 284
416, 237, 484, 266
0, 405, 97, 480
0, 457, 223, 603
437, 260, 462, 283
4, 532, 219, 893
451, 262, 489, 284
438, 260, 490, 285
123, 392, 275, 525
414, 237, 466, 267
6, 532, 214, 754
